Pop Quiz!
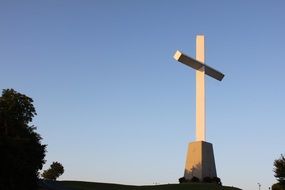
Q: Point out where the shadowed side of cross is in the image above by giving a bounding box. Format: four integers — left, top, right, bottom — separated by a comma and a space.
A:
173, 50, 224, 81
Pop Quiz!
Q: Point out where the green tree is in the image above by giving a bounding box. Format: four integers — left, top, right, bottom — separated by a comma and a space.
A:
0, 89, 46, 190
42, 162, 64, 180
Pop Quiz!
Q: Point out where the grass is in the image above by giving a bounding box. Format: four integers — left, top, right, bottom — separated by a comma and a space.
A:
59, 181, 242, 190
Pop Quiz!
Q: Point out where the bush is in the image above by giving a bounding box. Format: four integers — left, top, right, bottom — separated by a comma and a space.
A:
178, 177, 186, 183
272, 183, 285, 190
202, 176, 222, 185
203, 177, 212, 183
179, 176, 200, 183
190, 176, 200, 183
179, 176, 221, 184
212, 177, 222, 185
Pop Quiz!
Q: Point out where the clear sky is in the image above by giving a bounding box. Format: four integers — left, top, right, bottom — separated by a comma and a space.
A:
1, 1, 285, 190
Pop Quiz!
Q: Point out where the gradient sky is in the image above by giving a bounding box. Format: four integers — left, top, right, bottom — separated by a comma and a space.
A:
1, 1, 285, 190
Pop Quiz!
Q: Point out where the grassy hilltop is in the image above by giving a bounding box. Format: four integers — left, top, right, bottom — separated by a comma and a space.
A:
59, 181, 242, 190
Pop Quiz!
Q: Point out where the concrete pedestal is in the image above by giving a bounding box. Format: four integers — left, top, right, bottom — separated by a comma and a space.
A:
184, 141, 217, 180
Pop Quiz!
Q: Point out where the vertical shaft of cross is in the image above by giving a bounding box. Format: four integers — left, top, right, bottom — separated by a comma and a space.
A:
196, 35, 205, 141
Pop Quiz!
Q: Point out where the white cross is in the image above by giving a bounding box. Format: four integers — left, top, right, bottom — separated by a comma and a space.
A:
173, 35, 224, 141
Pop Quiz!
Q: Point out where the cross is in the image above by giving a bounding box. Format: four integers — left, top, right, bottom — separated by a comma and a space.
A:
173, 35, 224, 141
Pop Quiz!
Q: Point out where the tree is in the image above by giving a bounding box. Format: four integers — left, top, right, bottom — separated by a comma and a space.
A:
42, 162, 64, 180
274, 154, 285, 184
272, 154, 285, 190
0, 89, 46, 190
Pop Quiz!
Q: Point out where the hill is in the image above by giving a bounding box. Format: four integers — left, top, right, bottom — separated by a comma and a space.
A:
57, 180, 242, 190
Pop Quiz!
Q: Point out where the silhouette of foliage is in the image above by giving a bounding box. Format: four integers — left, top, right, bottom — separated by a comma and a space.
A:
272, 154, 285, 190
178, 177, 186, 183
203, 177, 212, 183
190, 176, 200, 183
202, 176, 222, 185
179, 176, 222, 184
212, 177, 222, 185
272, 183, 285, 190
274, 154, 285, 184
42, 161, 64, 180
0, 89, 46, 190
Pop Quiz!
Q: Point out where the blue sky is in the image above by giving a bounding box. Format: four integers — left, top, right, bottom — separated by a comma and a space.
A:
1, 1, 285, 190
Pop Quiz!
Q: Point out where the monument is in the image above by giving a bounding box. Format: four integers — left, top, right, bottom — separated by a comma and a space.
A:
173, 35, 224, 181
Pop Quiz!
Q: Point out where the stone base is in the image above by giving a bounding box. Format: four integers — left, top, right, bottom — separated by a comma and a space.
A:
184, 141, 217, 181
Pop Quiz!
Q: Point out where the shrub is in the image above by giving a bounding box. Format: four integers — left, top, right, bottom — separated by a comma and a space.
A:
179, 177, 186, 183
203, 177, 212, 183
212, 177, 222, 185
272, 183, 285, 190
190, 176, 200, 183
179, 176, 222, 184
